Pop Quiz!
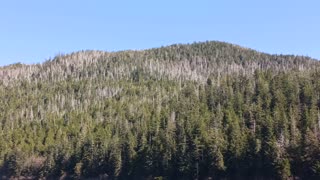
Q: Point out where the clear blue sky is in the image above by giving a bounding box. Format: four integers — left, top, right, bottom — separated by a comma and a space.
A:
0, 0, 319, 66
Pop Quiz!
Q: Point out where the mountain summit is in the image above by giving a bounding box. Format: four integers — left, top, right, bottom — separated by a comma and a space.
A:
1, 41, 319, 85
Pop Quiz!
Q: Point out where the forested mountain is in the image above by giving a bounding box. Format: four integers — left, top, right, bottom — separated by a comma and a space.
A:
0, 41, 320, 179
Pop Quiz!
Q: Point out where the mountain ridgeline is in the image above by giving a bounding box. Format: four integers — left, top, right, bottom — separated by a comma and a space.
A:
0, 41, 320, 179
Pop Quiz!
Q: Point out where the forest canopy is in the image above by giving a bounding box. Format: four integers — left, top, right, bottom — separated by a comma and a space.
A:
0, 41, 320, 179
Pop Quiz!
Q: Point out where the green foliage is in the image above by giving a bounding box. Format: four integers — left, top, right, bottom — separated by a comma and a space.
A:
0, 41, 319, 179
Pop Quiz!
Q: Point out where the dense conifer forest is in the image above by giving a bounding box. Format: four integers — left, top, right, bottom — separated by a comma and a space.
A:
0, 41, 320, 179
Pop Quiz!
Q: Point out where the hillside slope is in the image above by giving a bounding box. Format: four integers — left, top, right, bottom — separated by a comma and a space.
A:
0, 41, 320, 179
1, 41, 319, 84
